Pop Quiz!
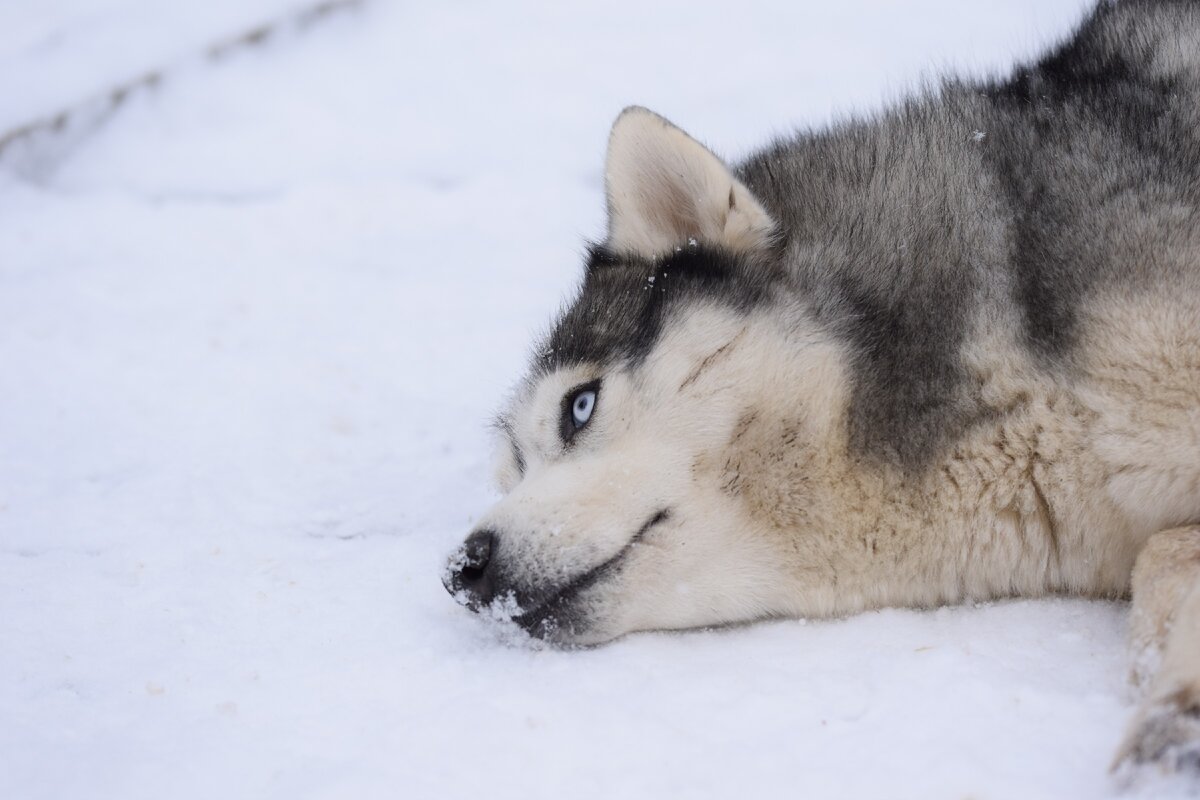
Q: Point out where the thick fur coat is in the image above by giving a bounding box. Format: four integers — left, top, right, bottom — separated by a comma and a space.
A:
445, 0, 1200, 776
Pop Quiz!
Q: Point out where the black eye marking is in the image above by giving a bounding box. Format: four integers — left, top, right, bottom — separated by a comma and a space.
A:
560, 379, 602, 445
508, 436, 526, 477
494, 415, 526, 477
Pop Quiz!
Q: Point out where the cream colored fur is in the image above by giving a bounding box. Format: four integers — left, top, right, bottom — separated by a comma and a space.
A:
1114, 527, 1200, 773
490, 289, 1200, 623
479, 108, 1200, 775
604, 107, 775, 257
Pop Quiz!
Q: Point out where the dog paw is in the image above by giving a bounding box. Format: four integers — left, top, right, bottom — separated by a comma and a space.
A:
1113, 689, 1200, 780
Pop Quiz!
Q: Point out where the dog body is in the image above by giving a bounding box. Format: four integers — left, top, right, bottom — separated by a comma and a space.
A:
446, 0, 1200, 773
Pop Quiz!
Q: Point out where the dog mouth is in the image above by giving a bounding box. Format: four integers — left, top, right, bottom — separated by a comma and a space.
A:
512, 508, 671, 637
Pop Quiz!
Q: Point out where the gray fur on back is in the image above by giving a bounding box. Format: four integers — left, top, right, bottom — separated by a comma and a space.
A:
540, 0, 1200, 472
734, 0, 1200, 469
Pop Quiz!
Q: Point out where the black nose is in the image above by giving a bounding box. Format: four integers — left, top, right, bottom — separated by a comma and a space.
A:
443, 529, 496, 609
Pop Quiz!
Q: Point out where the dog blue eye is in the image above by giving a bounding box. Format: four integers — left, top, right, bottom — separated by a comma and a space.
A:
560, 380, 601, 444
571, 390, 596, 427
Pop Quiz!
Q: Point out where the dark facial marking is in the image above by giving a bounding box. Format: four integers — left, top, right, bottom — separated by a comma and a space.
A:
678, 326, 747, 391
730, 409, 759, 443
494, 415, 526, 477
537, 244, 776, 374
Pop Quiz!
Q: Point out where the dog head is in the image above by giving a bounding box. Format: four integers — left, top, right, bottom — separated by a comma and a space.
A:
443, 108, 849, 644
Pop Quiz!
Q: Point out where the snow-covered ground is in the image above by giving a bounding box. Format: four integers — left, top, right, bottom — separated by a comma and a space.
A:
0, 1, 1173, 797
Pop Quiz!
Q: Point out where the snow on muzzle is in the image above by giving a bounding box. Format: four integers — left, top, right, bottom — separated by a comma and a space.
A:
442, 509, 671, 637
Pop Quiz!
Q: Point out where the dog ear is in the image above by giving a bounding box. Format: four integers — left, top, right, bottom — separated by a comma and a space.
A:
604, 106, 775, 257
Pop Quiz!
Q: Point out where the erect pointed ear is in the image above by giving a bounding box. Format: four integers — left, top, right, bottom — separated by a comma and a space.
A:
604, 106, 775, 257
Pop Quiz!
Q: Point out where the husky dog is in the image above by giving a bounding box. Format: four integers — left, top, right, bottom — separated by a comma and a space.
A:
443, 0, 1200, 774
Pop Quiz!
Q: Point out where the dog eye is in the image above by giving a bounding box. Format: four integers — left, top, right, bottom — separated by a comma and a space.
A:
561, 380, 601, 443
571, 389, 596, 427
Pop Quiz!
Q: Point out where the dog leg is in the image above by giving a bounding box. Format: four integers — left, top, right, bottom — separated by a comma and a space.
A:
1113, 526, 1200, 775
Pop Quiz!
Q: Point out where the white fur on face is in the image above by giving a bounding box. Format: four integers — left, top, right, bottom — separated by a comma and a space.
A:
481, 305, 847, 644
478, 282, 1200, 646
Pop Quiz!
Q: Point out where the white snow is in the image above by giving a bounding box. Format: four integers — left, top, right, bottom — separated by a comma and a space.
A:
0, 1, 1174, 798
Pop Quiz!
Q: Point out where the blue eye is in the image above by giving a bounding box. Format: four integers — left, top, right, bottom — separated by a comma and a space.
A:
561, 380, 601, 443
572, 390, 596, 427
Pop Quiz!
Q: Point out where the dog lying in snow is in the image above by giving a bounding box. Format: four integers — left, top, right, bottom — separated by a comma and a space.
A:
444, 0, 1200, 777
